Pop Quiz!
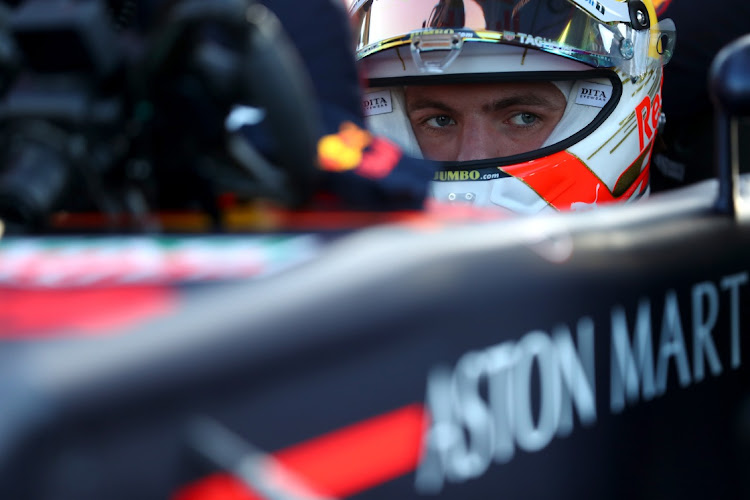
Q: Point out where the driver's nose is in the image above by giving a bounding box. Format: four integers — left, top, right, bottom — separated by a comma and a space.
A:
455, 118, 503, 161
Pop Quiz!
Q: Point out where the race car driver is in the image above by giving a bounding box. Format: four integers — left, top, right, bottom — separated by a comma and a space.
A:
350, 0, 676, 214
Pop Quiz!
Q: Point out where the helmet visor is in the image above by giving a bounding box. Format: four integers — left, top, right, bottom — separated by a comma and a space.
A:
350, 0, 675, 77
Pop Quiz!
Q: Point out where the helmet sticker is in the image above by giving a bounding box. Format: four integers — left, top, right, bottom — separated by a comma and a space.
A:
362, 89, 394, 117
575, 81, 613, 108
433, 169, 506, 182
572, 0, 631, 22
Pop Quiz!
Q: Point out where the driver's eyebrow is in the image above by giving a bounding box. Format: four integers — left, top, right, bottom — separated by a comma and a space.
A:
485, 94, 565, 112
406, 93, 564, 115
405, 97, 456, 115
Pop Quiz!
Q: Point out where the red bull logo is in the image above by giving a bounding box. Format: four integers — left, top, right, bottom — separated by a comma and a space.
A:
635, 92, 662, 152
318, 122, 401, 180
318, 121, 373, 172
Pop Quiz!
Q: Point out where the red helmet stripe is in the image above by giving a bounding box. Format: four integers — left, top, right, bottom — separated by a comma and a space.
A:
503, 151, 621, 210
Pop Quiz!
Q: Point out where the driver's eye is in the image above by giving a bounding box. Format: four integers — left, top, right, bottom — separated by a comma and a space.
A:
428, 115, 455, 127
508, 112, 541, 127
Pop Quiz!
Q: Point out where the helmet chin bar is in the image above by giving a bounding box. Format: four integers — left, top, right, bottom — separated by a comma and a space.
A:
410, 32, 465, 73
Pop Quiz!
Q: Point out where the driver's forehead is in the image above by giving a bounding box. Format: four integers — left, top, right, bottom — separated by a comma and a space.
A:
404, 81, 566, 111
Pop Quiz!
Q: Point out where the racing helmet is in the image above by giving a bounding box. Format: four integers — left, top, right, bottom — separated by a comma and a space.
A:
349, 0, 676, 213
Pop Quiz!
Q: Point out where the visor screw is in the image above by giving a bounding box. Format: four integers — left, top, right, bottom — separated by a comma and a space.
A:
620, 39, 635, 60
452, 34, 460, 45
628, 1, 651, 30
448, 193, 457, 201
464, 193, 474, 201
636, 10, 647, 27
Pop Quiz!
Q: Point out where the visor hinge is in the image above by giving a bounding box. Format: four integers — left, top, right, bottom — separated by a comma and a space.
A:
410, 33, 464, 73
628, 0, 651, 30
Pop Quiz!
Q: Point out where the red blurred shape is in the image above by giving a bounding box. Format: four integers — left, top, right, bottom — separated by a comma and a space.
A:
173, 403, 428, 500
0, 286, 176, 338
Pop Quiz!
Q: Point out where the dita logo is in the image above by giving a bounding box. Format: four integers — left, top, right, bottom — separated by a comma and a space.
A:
362, 90, 393, 117
575, 82, 612, 108
365, 97, 388, 109
582, 89, 606, 99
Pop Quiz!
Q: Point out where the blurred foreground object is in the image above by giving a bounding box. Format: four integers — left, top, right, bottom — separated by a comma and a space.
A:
0, 0, 320, 234
0, 0, 438, 236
